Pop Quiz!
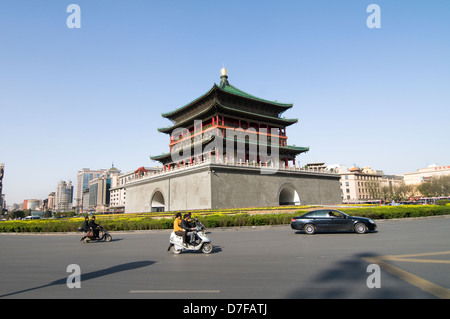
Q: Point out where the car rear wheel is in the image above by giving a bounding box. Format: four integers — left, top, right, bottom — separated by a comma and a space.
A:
354, 222, 368, 234
304, 224, 316, 235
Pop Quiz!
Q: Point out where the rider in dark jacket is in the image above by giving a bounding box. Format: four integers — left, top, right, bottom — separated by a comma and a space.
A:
88, 216, 100, 238
81, 216, 90, 232
181, 214, 196, 244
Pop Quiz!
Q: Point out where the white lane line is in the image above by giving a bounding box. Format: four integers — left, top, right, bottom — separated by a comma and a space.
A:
130, 290, 220, 294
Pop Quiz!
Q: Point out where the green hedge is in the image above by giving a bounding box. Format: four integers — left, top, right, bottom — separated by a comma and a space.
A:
339, 205, 450, 219
1, 205, 449, 233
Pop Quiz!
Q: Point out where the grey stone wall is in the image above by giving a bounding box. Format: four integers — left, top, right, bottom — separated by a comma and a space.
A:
125, 166, 212, 213
210, 164, 341, 209
124, 163, 341, 213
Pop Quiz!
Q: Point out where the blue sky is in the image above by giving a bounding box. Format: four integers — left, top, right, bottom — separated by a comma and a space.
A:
1, 1, 449, 205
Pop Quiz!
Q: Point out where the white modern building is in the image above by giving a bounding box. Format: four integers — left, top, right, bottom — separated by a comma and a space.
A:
55, 180, 73, 212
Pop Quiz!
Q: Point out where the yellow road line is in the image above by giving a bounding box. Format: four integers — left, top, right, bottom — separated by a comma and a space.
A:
382, 251, 450, 259
363, 252, 450, 299
384, 257, 450, 264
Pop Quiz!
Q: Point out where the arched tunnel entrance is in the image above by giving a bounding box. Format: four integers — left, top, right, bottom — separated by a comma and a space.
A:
151, 190, 165, 212
279, 185, 300, 206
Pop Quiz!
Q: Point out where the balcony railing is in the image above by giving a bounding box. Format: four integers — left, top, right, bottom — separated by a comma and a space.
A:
122, 156, 337, 187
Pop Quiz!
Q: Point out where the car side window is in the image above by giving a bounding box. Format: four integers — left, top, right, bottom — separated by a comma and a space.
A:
314, 211, 328, 218
328, 211, 341, 218
333, 211, 345, 218
304, 211, 329, 218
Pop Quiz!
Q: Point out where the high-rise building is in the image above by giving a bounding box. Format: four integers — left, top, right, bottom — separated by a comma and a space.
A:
47, 192, 55, 211
0, 163, 5, 210
75, 168, 107, 213
23, 199, 41, 210
88, 166, 121, 213
55, 180, 73, 212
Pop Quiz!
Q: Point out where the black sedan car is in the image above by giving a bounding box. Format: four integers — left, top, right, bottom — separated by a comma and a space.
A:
291, 209, 377, 234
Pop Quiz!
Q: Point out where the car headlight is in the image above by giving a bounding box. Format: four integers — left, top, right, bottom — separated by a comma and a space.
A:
368, 219, 375, 224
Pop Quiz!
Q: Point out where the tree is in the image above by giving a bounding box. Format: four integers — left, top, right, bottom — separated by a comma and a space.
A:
417, 175, 450, 197
380, 183, 416, 202
10, 210, 26, 219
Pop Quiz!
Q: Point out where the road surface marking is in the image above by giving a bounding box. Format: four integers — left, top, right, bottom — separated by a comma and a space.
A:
363, 251, 450, 299
130, 290, 220, 294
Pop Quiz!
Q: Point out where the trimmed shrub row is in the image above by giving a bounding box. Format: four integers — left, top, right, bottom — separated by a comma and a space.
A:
339, 205, 450, 220
0, 205, 449, 233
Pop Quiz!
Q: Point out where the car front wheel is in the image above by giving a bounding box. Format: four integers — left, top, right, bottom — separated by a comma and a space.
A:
304, 224, 316, 235
354, 222, 368, 234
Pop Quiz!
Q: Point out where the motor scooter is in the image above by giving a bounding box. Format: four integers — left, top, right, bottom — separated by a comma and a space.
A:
79, 225, 112, 243
168, 219, 212, 254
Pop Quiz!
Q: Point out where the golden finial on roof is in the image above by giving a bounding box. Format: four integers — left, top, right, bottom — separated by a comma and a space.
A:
220, 67, 227, 77
219, 66, 229, 87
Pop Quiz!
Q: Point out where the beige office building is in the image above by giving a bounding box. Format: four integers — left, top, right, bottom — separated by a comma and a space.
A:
402, 164, 450, 185
339, 166, 382, 202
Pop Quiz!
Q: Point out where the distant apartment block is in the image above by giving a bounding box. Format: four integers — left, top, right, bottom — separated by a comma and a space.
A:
109, 167, 161, 212
23, 199, 41, 210
55, 180, 73, 212
340, 166, 382, 202
324, 164, 385, 202
47, 192, 55, 211
76, 168, 107, 213
88, 166, 121, 213
0, 163, 4, 210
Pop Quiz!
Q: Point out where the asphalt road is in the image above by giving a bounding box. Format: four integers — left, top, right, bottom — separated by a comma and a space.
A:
1, 216, 449, 300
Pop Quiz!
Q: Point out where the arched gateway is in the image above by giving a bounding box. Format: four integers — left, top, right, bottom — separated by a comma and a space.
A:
278, 184, 300, 206
151, 190, 165, 212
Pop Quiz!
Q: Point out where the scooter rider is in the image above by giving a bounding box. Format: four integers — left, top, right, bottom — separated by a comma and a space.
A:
186, 212, 197, 227
181, 213, 197, 245
81, 216, 90, 233
88, 215, 100, 238
174, 213, 187, 245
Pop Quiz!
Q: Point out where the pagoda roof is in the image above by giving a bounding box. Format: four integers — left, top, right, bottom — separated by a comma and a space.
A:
150, 135, 308, 163
150, 135, 215, 162
161, 74, 293, 119
157, 100, 298, 134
